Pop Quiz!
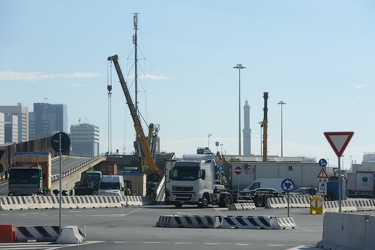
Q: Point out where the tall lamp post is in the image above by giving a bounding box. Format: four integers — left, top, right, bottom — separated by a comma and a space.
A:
277, 101, 286, 157
208, 133, 212, 148
233, 64, 246, 155
258, 121, 263, 156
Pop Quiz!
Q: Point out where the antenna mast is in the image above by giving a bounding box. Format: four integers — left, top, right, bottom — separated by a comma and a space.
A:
133, 13, 139, 114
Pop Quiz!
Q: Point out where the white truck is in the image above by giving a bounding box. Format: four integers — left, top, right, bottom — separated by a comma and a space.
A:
168, 149, 233, 208
98, 175, 125, 196
346, 171, 375, 198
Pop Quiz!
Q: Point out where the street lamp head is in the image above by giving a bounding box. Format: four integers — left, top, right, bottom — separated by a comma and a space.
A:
233, 64, 246, 69
278, 101, 286, 105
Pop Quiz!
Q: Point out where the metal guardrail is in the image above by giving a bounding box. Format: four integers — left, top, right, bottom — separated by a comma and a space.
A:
51, 154, 106, 182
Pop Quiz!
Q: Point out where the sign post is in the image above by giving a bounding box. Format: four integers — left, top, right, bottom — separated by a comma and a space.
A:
234, 165, 242, 193
51, 132, 71, 235
324, 131, 354, 212
281, 178, 295, 217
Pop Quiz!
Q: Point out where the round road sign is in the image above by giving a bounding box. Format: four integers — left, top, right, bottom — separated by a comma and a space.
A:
51, 132, 71, 152
319, 158, 327, 168
281, 178, 295, 193
234, 166, 242, 175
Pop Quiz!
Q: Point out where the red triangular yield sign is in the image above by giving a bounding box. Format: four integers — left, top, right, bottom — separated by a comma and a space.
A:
317, 168, 329, 179
324, 131, 354, 157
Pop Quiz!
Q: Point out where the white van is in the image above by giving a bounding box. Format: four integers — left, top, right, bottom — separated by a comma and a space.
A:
242, 178, 284, 193
98, 175, 124, 196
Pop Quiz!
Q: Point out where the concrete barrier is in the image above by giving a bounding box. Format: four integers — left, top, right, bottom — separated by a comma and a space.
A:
57, 226, 85, 244
26, 196, 53, 209
156, 215, 220, 228
0, 196, 28, 210
229, 203, 256, 210
317, 212, 369, 249
323, 200, 338, 213
125, 196, 143, 206
266, 197, 288, 208
341, 200, 357, 212
289, 197, 310, 208
271, 217, 296, 229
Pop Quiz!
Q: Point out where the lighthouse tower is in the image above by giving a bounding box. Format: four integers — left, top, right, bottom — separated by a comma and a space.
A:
243, 100, 251, 156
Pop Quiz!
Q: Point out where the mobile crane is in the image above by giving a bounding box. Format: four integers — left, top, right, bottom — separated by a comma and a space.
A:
107, 54, 161, 182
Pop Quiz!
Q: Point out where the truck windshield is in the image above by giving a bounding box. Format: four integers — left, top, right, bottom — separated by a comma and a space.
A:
9, 169, 41, 183
99, 182, 120, 189
170, 166, 200, 181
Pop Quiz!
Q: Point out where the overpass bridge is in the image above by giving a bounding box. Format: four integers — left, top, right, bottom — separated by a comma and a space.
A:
50, 154, 106, 193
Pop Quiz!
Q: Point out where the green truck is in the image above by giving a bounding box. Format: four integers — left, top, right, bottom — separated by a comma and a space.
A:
74, 170, 102, 195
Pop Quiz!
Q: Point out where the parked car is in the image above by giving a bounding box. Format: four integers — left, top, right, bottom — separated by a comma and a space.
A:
289, 187, 317, 196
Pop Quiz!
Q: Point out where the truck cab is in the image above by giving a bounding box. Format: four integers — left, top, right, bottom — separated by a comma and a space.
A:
169, 149, 232, 208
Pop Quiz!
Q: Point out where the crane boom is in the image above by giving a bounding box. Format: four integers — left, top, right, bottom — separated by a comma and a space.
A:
107, 54, 160, 182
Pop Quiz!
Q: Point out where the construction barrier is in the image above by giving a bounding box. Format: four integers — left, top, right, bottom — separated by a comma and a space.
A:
317, 212, 373, 249
156, 215, 296, 230
220, 216, 273, 229
156, 215, 220, 228
0, 225, 16, 243
15, 226, 60, 242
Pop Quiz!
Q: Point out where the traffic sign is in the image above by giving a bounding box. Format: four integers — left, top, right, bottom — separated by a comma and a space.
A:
281, 178, 295, 192
217, 166, 224, 173
234, 166, 242, 175
318, 158, 327, 168
317, 167, 329, 180
318, 182, 327, 195
51, 132, 71, 152
324, 132, 354, 158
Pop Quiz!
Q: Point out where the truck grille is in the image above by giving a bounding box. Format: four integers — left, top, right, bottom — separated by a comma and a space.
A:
172, 186, 193, 191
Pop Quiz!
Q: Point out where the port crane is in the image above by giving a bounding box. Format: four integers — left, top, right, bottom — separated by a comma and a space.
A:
107, 54, 160, 182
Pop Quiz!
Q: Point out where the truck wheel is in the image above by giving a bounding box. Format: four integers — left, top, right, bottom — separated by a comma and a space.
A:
255, 194, 264, 207
198, 195, 209, 208
150, 173, 159, 182
175, 203, 182, 208
219, 194, 232, 208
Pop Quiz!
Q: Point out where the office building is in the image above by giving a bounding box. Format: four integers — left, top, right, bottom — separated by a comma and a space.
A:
70, 122, 99, 156
29, 103, 68, 140
4, 113, 18, 143
0, 103, 28, 142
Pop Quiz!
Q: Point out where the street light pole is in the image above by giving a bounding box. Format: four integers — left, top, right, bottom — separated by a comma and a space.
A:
258, 121, 263, 156
208, 133, 212, 148
277, 101, 286, 157
233, 64, 246, 156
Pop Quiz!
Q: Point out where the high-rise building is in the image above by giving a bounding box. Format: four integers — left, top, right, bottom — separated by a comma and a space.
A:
0, 103, 28, 142
29, 103, 68, 140
4, 113, 18, 143
70, 122, 99, 156
243, 100, 251, 156
0, 113, 4, 144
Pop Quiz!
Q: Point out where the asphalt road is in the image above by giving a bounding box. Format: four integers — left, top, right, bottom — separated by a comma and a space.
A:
0, 203, 343, 250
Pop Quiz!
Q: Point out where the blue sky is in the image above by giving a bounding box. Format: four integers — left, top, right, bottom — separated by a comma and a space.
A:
1, 1, 374, 169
